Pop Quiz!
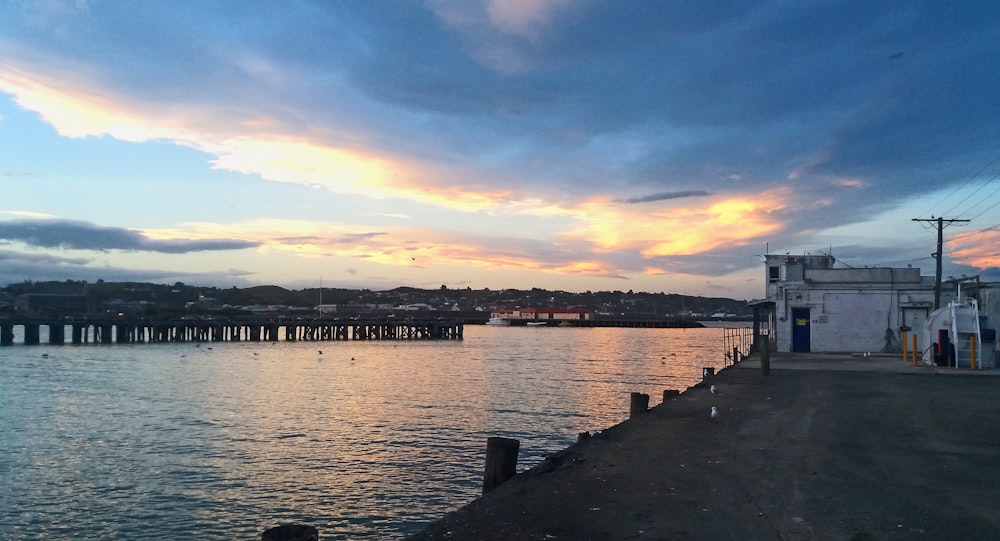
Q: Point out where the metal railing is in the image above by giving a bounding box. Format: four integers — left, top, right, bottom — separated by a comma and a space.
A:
723, 327, 755, 366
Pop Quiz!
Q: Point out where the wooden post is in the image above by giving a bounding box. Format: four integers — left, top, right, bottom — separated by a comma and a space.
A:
901, 331, 908, 360
1, 324, 14, 345
483, 437, 519, 494
629, 392, 649, 417
261, 524, 318, 541
24, 324, 40, 345
761, 333, 771, 376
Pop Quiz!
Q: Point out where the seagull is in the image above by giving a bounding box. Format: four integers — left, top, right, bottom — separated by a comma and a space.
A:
710, 384, 721, 396
318, 350, 323, 354
711, 406, 720, 419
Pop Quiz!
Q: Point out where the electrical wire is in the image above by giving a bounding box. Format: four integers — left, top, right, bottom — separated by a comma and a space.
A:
928, 153, 1000, 218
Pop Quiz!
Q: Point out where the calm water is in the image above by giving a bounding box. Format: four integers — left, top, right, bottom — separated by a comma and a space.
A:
0, 325, 729, 540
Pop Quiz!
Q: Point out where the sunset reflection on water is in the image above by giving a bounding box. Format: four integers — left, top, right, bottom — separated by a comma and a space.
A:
0, 325, 730, 539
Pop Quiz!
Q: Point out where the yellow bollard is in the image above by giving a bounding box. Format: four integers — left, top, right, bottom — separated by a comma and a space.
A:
901, 331, 908, 361
971, 337, 977, 370
911, 333, 918, 365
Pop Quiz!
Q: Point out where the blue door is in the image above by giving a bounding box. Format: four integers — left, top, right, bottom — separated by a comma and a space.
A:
791, 307, 811, 352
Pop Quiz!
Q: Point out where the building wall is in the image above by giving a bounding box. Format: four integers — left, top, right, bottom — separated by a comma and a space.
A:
766, 254, 935, 353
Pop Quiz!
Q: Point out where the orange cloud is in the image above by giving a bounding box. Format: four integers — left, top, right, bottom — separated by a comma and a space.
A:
0, 62, 516, 212
949, 229, 1000, 268
533, 189, 788, 258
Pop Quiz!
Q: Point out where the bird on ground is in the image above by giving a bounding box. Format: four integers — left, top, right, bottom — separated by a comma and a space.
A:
711, 406, 720, 419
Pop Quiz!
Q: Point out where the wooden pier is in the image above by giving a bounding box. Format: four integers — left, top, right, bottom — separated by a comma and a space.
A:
0, 317, 463, 345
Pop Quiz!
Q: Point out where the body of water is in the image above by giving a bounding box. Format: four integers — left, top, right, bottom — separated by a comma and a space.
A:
0, 325, 732, 539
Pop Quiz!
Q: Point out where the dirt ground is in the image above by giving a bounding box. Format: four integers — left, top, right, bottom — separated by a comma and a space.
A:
407, 355, 1000, 540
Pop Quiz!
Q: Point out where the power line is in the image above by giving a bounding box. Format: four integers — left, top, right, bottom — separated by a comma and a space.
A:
923, 153, 1000, 218
947, 222, 1000, 244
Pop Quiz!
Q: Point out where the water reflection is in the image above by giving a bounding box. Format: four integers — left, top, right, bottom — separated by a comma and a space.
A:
0, 326, 728, 539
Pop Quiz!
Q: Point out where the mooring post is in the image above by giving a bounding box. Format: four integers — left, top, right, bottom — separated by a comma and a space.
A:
629, 392, 649, 417
732, 346, 740, 363
261, 523, 318, 541
702, 367, 715, 379
483, 437, 519, 494
761, 334, 771, 376
662, 389, 680, 403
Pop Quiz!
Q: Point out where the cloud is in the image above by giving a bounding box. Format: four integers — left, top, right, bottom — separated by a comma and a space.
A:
0, 248, 89, 266
0, 247, 258, 287
0, 2, 998, 293
619, 190, 712, 204
948, 229, 1000, 270
0, 219, 260, 253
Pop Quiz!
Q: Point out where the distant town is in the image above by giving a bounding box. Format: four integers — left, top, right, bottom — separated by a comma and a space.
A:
0, 280, 752, 322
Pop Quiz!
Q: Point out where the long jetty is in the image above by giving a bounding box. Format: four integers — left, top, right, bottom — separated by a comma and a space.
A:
0, 317, 463, 345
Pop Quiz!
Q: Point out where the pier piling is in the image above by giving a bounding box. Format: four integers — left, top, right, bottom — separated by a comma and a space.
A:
0, 317, 463, 345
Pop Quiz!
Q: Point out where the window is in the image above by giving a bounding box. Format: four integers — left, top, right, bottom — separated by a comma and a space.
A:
768, 266, 780, 283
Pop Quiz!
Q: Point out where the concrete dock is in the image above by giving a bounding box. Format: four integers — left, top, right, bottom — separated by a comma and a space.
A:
408, 354, 1000, 540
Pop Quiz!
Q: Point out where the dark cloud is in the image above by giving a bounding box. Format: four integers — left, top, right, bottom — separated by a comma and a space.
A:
0, 249, 258, 287
0, 248, 90, 266
0, 219, 259, 253
334, 232, 387, 244
620, 190, 712, 204
2, 1, 998, 287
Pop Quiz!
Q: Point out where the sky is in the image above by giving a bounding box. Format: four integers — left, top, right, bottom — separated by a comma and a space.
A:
0, 1, 998, 300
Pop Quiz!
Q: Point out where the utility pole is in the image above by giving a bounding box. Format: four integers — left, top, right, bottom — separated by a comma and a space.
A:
911, 217, 969, 310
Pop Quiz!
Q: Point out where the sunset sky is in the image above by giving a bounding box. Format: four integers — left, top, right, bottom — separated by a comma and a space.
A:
1, 1, 998, 300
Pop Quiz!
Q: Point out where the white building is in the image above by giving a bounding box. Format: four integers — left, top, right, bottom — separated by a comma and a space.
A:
762, 254, 941, 353
490, 308, 592, 321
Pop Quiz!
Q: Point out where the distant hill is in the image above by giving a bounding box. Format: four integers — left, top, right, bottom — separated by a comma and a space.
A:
0, 280, 752, 319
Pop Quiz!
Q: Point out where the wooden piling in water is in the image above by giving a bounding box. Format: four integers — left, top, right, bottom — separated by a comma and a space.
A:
24, 324, 40, 345
48, 323, 65, 345
483, 437, 520, 494
0, 324, 12, 345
